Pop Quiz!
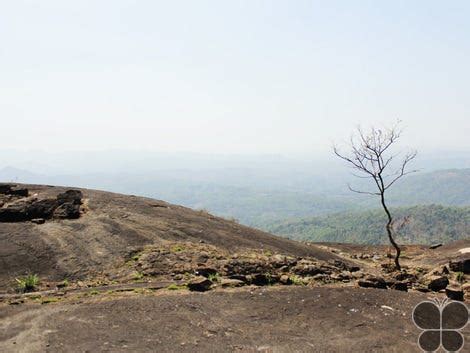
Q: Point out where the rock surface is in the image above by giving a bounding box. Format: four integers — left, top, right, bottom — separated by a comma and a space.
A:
188, 277, 213, 292
445, 286, 464, 301
427, 276, 449, 292
0, 186, 82, 222
358, 276, 387, 289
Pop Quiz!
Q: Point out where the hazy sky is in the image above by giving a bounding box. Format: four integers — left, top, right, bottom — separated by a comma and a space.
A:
1, 1, 469, 155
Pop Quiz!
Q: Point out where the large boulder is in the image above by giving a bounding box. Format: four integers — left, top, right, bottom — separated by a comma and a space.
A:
427, 276, 449, 292
445, 286, 464, 301
0, 189, 82, 222
53, 202, 81, 219
389, 281, 408, 292
0, 203, 30, 222
0, 184, 28, 197
195, 267, 218, 278
187, 277, 213, 292
0, 198, 57, 222
28, 199, 58, 219
249, 273, 276, 286
449, 260, 470, 274
57, 190, 83, 205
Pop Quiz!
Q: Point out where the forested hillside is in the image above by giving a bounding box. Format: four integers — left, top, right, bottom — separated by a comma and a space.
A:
267, 205, 470, 245
388, 168, 470, 206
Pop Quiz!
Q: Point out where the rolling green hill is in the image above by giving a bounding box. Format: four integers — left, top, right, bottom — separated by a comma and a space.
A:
266, 205, 470, 245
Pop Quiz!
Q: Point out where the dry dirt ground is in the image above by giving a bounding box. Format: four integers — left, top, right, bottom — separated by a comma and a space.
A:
3, 286, 468, 353
0, 184, 468, 352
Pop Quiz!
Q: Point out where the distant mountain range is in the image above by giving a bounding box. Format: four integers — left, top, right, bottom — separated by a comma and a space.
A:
1, 165, 470, 244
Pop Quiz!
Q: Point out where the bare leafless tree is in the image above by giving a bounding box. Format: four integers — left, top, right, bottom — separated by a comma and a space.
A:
333, 121, 417, 270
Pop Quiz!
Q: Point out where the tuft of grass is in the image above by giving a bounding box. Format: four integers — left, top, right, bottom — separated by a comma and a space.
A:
264, 272, 275, 285
456, 272, 465, 283
89, 290, 99, 296
170, 244, 185, 253
133, 272, 145, 281
41, 297, 60, 304
131, 254, 141, 261
167, 284, 187, 291
16, 274, 39, 293
207, 273, 221, 283
289, 275, 306, 286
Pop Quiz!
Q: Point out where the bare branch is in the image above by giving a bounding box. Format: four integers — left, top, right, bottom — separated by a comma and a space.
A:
332, 120, 417, 271
347, 184, 380, 196
383, 150, 418, 190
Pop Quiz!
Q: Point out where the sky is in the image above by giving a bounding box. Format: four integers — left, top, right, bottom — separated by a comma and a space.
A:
1, 0, 469, 155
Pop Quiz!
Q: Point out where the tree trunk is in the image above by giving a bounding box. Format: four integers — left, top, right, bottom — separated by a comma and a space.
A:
380, 193, 401, 270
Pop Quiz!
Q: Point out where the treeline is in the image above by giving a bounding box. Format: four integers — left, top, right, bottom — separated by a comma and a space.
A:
266, 204, 470, 245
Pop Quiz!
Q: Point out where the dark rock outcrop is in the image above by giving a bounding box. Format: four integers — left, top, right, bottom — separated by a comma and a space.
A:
389, 281, 408, 292
195, 267, 219, 278
449, 260, 470, 274
57, 190, 83, 205
53, 202, 81, 219
429, 243, 442, 249
0, 189, 82, 223
427, 276, 449, 292
0, 184, 29, 197
357, 276, 387, 289
445, 287, 464, 301
188, 277, 212, 292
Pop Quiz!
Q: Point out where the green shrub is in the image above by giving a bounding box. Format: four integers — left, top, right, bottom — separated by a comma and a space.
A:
16, 274, 39, 292
208, 273, 220, 283
170, 245, 185, 253
289, 275, 306, 286
133, 272, 145, 281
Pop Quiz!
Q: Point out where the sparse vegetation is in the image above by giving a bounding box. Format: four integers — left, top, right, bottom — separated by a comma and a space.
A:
264, 272, 275, 285
170, 244, 185, 253
167, 284, 187, 291
16, 274, 39, 293
133, 272, 145, 281
41, 297, 60, 304
415, 267, 425, 273
208, 273, 221, 283
289, 275, 306, 286
456, 272, 465, 283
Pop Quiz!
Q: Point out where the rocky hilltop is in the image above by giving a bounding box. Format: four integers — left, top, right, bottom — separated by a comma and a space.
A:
0, 184, 468, 352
